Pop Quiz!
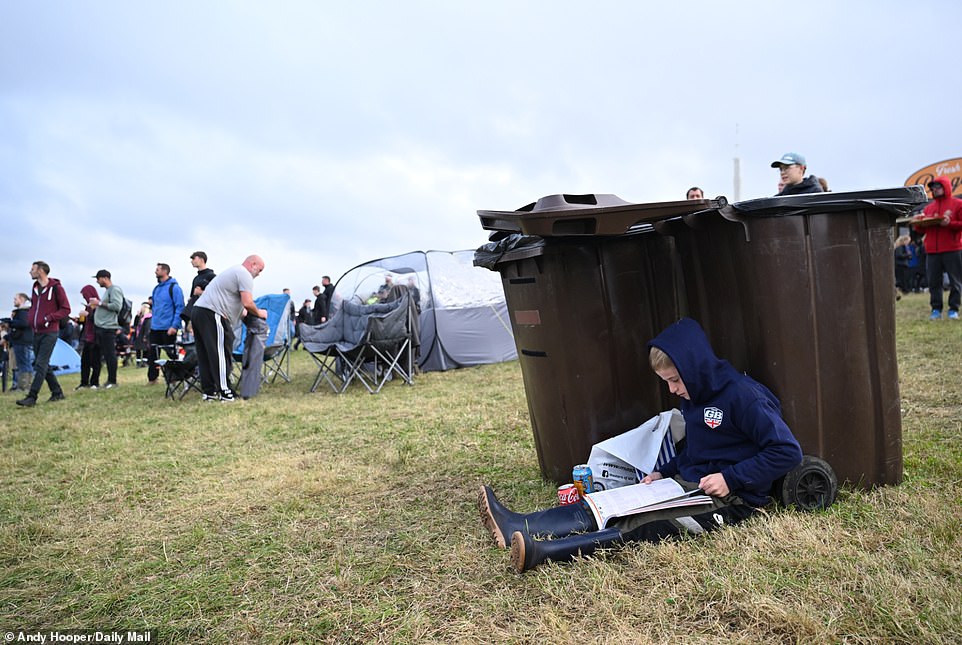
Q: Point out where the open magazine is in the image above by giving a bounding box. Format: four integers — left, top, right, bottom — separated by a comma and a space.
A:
581, 478, 713, 528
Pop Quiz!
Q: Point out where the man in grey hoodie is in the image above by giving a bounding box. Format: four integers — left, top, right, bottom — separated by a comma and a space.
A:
91, 269, 125, 388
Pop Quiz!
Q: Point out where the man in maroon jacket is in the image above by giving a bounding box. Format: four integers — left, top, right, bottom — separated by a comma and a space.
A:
912, 176, 962, 320
16, 261, 72, 407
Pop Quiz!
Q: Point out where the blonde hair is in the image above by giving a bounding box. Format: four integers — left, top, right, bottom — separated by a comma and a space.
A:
649, 346, 675, 372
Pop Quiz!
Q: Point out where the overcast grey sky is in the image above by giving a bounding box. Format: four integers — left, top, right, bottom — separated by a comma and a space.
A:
1, 1, 956, 310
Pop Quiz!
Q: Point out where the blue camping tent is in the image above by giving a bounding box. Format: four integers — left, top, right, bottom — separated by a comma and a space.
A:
49, 338, 81, 375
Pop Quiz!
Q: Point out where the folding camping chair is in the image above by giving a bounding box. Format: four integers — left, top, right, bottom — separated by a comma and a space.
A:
301, 289, 417, 394
157, 341, 202, 400
300, 307, 347, 394
346, 287, 419, 393
231, 293, 294, 388
116, 330, 136, 368
260, 293, 293, 384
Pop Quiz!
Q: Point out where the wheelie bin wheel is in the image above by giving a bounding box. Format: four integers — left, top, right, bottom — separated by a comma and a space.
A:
779, 455, 838, 511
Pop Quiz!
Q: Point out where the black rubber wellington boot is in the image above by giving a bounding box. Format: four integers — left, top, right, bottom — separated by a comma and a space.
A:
509, 527, 624, 573
478, 485, 595, 549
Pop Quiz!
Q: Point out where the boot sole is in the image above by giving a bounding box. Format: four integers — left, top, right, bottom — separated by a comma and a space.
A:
509, 531, 527, 573
477, 486, 508, 549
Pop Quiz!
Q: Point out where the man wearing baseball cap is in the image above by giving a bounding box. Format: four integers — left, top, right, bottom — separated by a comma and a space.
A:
771, 152, 824, 196
91, 269, 126, 388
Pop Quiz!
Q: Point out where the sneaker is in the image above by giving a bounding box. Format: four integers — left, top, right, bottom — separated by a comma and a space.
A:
75, 384, 89, 391
930, 310, 942, 320
219, 390, 236, 402
104, 383, 117, 389
16, 395, 37, 407
950, 311, 960, 320
48, 392, 66, 402
90, 385, 99, 390
202, 393, 220, 402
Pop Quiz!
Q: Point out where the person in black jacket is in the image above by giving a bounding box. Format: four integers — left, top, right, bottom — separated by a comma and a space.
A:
294, 299, 312, 349
297, 299, 312, 324
182, 251, 216, 323
321, 276, 334, 312
312, 284, 328, 324
772, 152, 824, 196
8, 293, 34, 390
894, 235, 914, 294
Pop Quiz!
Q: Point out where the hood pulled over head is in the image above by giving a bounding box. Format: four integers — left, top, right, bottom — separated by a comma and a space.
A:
81, 284, 99, 304
930, 175, 954, 200
647, 318, 736, 405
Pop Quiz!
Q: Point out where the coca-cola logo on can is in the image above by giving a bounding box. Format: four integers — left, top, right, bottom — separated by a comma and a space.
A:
557, 484, 580, 505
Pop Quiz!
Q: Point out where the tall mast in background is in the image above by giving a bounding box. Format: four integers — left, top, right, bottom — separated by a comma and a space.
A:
733, 123, 742, 202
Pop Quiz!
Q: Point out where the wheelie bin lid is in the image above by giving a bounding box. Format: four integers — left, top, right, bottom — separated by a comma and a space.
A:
721, 186, 928, 219
477, 192, 728, 236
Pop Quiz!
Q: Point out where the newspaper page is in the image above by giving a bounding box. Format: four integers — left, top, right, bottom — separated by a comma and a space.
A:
586, 409, 685, 490
582, 479, 714, 528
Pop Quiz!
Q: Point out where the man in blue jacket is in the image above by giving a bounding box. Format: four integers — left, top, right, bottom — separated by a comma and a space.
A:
146, 262, 184, 385
479, 318, 803, 572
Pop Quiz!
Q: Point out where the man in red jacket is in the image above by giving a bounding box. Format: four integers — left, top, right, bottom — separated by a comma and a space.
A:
16, 261, 72, 407
913, 176, 962, 320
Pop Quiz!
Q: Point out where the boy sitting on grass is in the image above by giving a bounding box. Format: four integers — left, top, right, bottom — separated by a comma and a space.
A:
479, 317, 803, 573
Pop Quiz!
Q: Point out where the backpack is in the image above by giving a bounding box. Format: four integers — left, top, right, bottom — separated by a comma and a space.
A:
118, 297, 133, 328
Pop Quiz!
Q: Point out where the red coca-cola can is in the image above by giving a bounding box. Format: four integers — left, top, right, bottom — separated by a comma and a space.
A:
557, 483, 580, 505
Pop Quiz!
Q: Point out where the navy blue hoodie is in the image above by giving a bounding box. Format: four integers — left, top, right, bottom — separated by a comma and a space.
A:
648, 318, 802, 507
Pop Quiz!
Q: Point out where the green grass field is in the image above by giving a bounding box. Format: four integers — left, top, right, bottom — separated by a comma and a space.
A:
2, 291, 961, 643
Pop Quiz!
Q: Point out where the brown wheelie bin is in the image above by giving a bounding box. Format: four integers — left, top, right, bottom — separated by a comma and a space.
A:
655, 186, 927, 499
475, 193, 724, 485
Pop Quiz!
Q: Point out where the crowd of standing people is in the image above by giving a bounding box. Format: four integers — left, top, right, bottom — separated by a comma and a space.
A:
2, 251, 341, 407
